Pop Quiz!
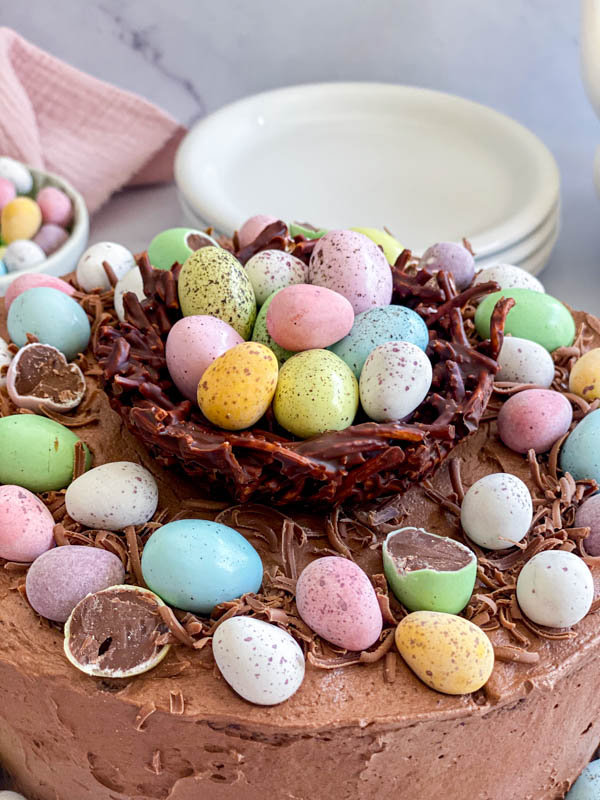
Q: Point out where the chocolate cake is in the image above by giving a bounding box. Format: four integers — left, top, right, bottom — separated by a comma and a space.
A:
1, 238, 600, 800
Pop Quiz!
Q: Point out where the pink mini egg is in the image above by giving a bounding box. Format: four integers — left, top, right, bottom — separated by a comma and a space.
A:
36, 186, 73, 227
4, 273, 75, 311
0, 485, 55, 562
295, 556, 383, 651
238, 214, 278, 249
497, 388, 573, 454
308, 229, 393, 314
166, 315, 244, 401
0, 177, 16, 211
33, 224, 69, 255
266, 284, 354, 351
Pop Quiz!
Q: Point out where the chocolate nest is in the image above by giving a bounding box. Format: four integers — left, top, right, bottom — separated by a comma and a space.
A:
95, 238, 513, 507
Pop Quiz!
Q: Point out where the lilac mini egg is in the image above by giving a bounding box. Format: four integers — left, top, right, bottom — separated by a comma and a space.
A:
0, 485, 55, 562
308, 230, 393, 314
34, 224, 69, 255
266, 284, 354, 351
497, 389, 573, 454
575, 495, 600, 556
166, 315, 244, 401
420, 242, 475, 290
26, 545, 125, 622
295, 556, 382, 651
4, 273, 75, 311
36, 186, 73, 227
237, 214, 278, 249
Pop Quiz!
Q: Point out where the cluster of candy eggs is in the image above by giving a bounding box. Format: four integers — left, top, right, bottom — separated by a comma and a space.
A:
0, 157, 75, 275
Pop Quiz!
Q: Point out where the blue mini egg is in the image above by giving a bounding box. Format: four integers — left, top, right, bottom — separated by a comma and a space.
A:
7, 287, 90, 361
565, 759, 600, 799
329, 304, 429, 378
141, 519, 263, 614
560, 408, 600, 484
0, 260, 6, 276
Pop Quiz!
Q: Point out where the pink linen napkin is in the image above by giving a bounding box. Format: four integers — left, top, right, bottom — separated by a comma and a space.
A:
0, 27, 187, 212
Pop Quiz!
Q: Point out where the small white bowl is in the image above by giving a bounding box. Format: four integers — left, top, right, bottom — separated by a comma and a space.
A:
0, 166, 89, 296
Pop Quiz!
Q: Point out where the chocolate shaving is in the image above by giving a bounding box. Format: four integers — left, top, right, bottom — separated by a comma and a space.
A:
134, 701, 156, 731
72, 441, 87, 481
169, 689, 185, 715
493, 645, 540, 664
157, 606, 196, 648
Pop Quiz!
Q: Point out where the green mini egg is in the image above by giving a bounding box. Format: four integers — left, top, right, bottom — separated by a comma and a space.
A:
148, 227, 219, 271
251, 289, 295, 366
351, 227, 404, 265
383, 527, 477, 614
475, 288, 575, 352
289, 221, 328, 240
0, 414, 91, 492
178, 247, 257, 339
273, 349, 359, 438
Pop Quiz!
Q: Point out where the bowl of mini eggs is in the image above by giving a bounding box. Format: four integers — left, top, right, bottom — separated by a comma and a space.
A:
0, 157, 89, 296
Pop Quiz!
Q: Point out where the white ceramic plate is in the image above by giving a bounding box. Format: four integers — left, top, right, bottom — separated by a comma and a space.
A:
476, 201, 559, 266
176, 83, 560, 257
477, 218, 559, 276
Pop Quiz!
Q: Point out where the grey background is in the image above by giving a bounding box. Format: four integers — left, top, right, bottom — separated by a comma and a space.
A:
3, 0, 600, 309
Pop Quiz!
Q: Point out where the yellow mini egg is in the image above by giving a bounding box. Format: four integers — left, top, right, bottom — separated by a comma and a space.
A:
569, 347, 600, 401
178, 246, 257, 339
350, 227, 404, 265
1, 196, 42, 243
273, 349, 359, 438
395, 610, 494, 695
198, 342, 278, 430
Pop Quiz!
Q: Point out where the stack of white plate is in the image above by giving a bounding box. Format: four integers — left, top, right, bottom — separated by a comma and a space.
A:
175, 83, 560, 276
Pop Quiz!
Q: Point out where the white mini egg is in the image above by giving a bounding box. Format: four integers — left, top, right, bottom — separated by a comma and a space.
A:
3, 239, 45, 272
114, 266, 146, 322
496, 336, 556, 387
473, 264, 545, 295
244, 249, 306, 305
0, 337, 12, 388
76, 242, 135, 292
516, 550, 594, 628
359, 341, 432, 422
213, 616, 305, 705
461, 473, 533, 550
0, 157, 32, 194
65, 461, 158, 531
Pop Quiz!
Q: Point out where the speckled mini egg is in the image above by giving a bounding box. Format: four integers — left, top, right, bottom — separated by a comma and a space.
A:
419, 242, 475, 290
178, 247, 257, 340
166, 315, 243, 401
273, 349, 359, 438
1, 196, 41, 243
7, 287, 91, 360
496, 336, 555, 386
113, 266, 146, 322
350, 227, 404, 265
461, 473, 533, 550
4, 273, 75, 310
65, 461, 158, 531
475, 289, 575, 352
565, 759, 600, 799
26, 545, 125, 622
497, 389, 573, 454
6, 343, 86, 412
0, 485, 55, 562
308, 230, 393, 314
266, 284, 354, 351
0, 415, 91, 492
575, 494, 600, 556
516, 550, 594, 628
288, 221, 327, 240
295, 556, 383, 651
330, 304, 429, 379
251, 289, 295, 366
0, 157, 32, 194
141, 519, 263, 614
0, 337, 11, 388
147, 227, 219, 271
198, 342, 278, 430
3, 239, 46, 272
560, 409, 600, 485
395, 611, 494, 695
359, 341, 432, 422
473, 263, 545, 295
76, 242, 136, 292
238, 214, 278, 249
244, 249, 306, 305
569, 348, 600, 402
213, 617, 305, 705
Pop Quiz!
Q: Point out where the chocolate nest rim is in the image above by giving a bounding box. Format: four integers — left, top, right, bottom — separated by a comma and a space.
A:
94, 232, 513, 507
